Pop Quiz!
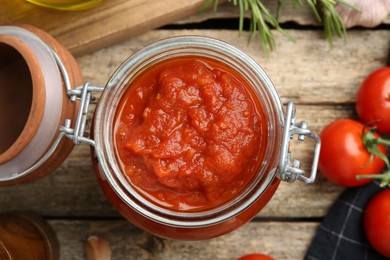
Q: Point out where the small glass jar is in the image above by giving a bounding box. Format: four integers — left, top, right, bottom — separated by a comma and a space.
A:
0, 26, 320, 240
92, 37, 320, 240
0, 212, 59, 260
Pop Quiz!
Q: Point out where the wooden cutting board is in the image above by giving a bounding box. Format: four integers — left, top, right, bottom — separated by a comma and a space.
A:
0, 0, 217, 56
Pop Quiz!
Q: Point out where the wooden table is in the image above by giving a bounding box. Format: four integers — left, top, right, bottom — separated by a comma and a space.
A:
1, 1, 389, 259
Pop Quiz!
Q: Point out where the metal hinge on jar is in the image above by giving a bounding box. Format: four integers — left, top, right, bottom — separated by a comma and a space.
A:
278, 102, 321, 184
49, 49, 104, 147
60, 82, 104, 147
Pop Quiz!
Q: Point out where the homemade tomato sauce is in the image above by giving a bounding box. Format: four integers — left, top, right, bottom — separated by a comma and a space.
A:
114, 56, 267, 212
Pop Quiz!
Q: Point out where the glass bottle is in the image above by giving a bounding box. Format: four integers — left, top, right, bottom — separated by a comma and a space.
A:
25, 0, 103, 11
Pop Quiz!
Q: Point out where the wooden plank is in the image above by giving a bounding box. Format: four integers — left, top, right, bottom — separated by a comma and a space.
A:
2, 1, 387, 57
179, 2, 390, 26
78, 29, 390, 104
178, 1, 319, 25
0, 0, 211, 56
50, 219, 318, 260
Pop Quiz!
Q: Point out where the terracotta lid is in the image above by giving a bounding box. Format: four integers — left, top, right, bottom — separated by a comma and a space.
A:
0, 25, 83, 185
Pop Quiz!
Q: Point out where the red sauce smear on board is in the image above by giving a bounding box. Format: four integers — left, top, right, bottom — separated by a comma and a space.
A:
114, 56, 267, 212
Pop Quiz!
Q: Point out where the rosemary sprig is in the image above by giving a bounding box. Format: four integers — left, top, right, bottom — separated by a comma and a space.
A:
202, 0, 357, 53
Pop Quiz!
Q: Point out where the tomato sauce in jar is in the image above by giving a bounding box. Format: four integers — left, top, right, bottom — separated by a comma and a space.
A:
114, 56, 268, 212
92, 36, 320, 240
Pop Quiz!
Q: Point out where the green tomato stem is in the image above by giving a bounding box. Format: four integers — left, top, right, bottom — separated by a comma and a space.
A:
357, 170, 390, 187
376, 137, 390, 146
362, 126, 390, 168
359, 127, 390, 187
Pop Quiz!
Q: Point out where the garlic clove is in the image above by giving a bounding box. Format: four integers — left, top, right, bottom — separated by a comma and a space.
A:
85, 235, 112, 260
335, 0, 390, 28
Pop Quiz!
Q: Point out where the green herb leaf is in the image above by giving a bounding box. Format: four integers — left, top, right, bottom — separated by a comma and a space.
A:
202, 0, 356, 52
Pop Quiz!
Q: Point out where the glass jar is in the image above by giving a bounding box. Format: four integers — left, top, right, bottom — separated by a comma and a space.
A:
0, 26, 320, 240
92, 36, 321, 240
0, 212, 59, 260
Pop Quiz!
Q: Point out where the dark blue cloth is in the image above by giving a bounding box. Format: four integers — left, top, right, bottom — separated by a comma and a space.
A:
305, 181, 389, 260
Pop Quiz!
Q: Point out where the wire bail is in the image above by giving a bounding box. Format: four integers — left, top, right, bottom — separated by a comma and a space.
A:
59, 82, 104, 147
50, 44, 104, 146
277, 102, 321, 184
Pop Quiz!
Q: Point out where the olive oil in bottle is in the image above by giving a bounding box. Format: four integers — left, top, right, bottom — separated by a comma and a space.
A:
25, 0, 103, 11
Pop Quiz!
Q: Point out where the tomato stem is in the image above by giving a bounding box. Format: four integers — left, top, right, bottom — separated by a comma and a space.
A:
357, 171, 390, 187
356, 126, 390, 187
362, 127, 390, 168
376, 137, 390, 146
358, 126, 390, 187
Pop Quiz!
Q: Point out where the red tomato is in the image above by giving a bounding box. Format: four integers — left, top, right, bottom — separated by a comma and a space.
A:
319, 119, 386, 187
238, 254, 274, 260
356, 67, 390, 134
364, 189, 390, 258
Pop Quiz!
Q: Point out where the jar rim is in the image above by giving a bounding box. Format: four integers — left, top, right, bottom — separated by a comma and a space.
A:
94, 36, 284, 227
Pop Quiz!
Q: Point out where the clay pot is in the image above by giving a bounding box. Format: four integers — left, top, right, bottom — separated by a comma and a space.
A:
0, 25, 83, 185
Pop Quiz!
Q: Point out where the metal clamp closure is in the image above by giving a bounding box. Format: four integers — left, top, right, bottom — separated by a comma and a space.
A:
277, 102, 321, 184
49, 46, 104, 147
60, 82, 104, 147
